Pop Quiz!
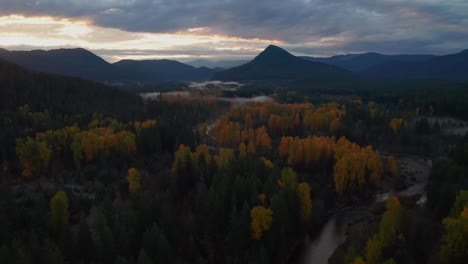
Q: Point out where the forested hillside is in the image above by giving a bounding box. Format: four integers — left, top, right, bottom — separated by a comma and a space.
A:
0, 59, 467, 264
0, 59, 142, 116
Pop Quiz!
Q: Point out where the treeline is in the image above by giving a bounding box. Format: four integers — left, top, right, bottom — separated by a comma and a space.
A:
359, 79, 468, 121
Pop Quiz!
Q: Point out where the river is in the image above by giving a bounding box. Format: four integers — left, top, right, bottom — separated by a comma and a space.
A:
296, 155, 431, 264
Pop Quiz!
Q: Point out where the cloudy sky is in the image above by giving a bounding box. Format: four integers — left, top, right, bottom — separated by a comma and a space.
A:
0, 0, 467, 62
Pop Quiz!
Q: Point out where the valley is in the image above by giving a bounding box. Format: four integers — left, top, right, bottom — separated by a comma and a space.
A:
0, 44, 467, 264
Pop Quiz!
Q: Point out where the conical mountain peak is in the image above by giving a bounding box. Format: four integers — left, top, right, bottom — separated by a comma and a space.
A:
253, 45, 298, 63
214, 45, 354, 81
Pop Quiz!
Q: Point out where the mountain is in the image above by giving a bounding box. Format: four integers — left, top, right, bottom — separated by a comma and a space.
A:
0, 48, 116, 81
113, 59, 215, 82
0, 58, 142, 116
186, 59, 249, 69
301, 53, 435, 72
213, 67, 226, 72
213, 45, 354, 82
362, 49, 468, 79
0, 48, 215, 83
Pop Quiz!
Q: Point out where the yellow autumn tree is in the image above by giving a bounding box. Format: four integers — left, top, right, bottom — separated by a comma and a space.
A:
379, 196, 403, 247
365, 234, 382, 264
239, 142, 247, 158
278, 167, 297, 190
389, 118, 406, 134
333, 137, 383, 196
439, 191, 468, 263
297, 182, 312, 222
279, 136, 293, 159
258, 194, 267, 205
353, 256, 366, 264
261, 157, 274, 169
334, 154, 350, 195
255, 126, 272, 152
128, 168, 142, 192
366, 148, 382, 185
215, 148, 234, 169
250, 206, 273, 240
172, 144, 191, 176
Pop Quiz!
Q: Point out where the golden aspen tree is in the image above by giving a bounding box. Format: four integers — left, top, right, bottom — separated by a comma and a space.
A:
366, 150, 382, 185
239, 143, 247, 158
268, 114, 281, 130
128, 168, 142, 192
353, 256, 366, 264
297, 182, 312, 222
365, 235, 382, 264
247, 140, 256, 154
279, 136, 293, 159
379, 196, 403, 247
258, 194, 267, 205
192, 144, 211, 166
141, 119, 157, 128
172, 144, 191, 175
241, 129, 249, 143
215, 148, 234, 168
278, 168, 297, 190
255, 126, 272, 152
334, 156, 349, 195
389, 118, 406, 134
250, 206, 273, 240
261, 157, 274, 169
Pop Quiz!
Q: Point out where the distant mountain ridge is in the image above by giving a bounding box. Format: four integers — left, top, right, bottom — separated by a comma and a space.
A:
1, 46, 467, 83
301, 53, 436, 72
113, 59, 214, 82
0, 48, 116, 81
0, 48, 215, 83
185, 59, 248, 69
301, 50, 468, 79
213, 45, 355, 82
362, 49, 468, 79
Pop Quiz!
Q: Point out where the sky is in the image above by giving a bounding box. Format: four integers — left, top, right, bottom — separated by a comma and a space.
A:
0, 0, 467, 62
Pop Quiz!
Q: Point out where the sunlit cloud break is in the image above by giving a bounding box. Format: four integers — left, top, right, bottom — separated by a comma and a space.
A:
0, 15, 282, 62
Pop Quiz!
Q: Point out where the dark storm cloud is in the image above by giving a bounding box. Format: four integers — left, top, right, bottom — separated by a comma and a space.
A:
1, 0, 467, 55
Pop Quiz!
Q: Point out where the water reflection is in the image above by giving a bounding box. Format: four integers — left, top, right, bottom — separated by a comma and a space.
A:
297, 156, 430, 264
298, 216, 346, 264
